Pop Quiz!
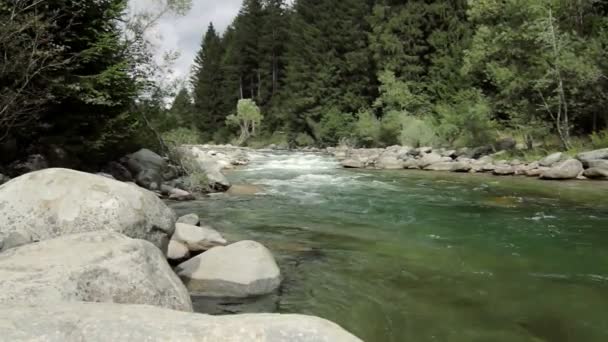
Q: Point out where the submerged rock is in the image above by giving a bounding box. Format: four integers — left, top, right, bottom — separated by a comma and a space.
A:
540, 159, 583, 180
0, 302, 362, 342
0, 168, 176, 252
227, 184, 265, 195
176, 240, 281, 298
0, 231, 192, 311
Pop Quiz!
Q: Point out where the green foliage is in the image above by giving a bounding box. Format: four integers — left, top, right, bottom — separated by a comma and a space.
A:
316, 109, 355, 147
354, 110, 381, 147
226, 99, 263, 145
590, 130, 608, 148
435, 90, 497, 147
399, 115, 439, 148
162, 128, 203, 146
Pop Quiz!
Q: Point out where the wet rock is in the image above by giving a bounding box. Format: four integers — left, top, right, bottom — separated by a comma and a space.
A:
177, 213, 200, 226
375, 154, 404, 169
102, 161, 133, 182
417, 152, 443, 168
168, 239, 190, 262
227, 184, 264, 195
583, 167, 608, 179
341, 159, 364, 168
0, 168, 176, 252
540, 159, 583, 180
0, 302, 362, 342
586, 159, 608, 170
176, 240, 281, 298
0, 231, 192, 311
402, 158, 420, 169
539, 152, 563, 167
577, 148, 608, 165
424, 161, 471, 172
172, 223, 227, 252
169, 188, 195, 201
493, 165, 515, 176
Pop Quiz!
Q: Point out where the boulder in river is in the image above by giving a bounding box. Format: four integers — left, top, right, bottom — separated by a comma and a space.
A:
583, 167, 608, 179
0, 231, 192, 311
576, 148, 608, 165
177, 213, 200, 226
176, 240, 281, 298
341, 159, 364, 169
0, 302, 362, 342
168, 239, 190, 262
375, 154, 404, 169
539, 152, 563, 167
417, 152, 444, 168
0, 168, 176, 252
540, 159, 583, 180
424, 161, 471, 172
172, 223, 227, 252
126, 149, 168, 191
493, 165, 515, 176
586, 159, 608, 170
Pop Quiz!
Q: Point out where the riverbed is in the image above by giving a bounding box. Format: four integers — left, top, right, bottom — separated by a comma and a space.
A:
171, 151, 608, 342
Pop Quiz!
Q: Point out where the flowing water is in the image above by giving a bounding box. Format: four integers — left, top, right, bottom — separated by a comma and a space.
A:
171, 152, 608, 342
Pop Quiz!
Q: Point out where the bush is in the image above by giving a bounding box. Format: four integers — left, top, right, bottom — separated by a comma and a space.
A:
317, 108, 355, 146
590, 130, 608, 148
162, 127, 203, 146
400, 115, 439, 147
354, 110, 381, 147
294, 133, 315, 147
435, 89, 497, 147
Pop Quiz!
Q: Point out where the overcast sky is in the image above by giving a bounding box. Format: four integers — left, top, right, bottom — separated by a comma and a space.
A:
132, 0, 244, 84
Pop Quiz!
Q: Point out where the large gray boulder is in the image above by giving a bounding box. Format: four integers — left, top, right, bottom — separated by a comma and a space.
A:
341, 159, 364, 169
586, 159, 608, 170
177, 240, 281, 298
424, 161, 471, 172
540, 159, 583, 180
375, 154, 404, 169
583, 168, 608, 179
0, 168, 176, 252
0, 231, 192, 311
577, 148, 608, 165
126, 149, 168, 191
0, 302, 362, 342
172, 223, 227, 252
539, 152, 563, 167
417, 152, 443, 168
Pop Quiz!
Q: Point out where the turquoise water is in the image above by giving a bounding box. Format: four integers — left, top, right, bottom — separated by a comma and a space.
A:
171, 152, 608, 342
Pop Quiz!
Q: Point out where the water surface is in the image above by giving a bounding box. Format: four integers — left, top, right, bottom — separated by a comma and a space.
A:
171, 152, 608, 342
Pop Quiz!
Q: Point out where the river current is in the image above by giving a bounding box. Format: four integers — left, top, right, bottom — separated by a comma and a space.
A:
171, 151, 608, 342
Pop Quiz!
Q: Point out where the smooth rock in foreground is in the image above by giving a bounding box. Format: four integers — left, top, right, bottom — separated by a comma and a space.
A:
540, 159, 583, 180
0, 168, 176, 252
0, 231, 192, 311
0, 302, 362, 342
177, 240, 281, 298
172, 223, 227, 252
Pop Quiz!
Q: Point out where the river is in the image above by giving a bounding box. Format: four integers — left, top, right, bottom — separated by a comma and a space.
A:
171, 151, 608, 342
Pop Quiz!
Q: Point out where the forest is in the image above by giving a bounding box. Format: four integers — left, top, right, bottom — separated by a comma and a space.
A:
1, 0, 608, 170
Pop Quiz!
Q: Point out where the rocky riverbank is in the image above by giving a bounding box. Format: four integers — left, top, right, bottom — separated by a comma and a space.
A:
0, 168, 361, 341
329, 146, 608, 181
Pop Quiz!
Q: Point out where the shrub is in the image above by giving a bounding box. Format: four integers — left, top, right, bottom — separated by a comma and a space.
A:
590, 130, 608, 148
317, 108, 355, 146
354, 110, 381, 147
161, 127, 203, 146
400, 115, 439, 147
294, 132, 315, 147
435, 89, 497, 147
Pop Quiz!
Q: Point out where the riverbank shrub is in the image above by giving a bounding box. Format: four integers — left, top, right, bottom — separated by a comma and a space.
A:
591, 130, 608, 148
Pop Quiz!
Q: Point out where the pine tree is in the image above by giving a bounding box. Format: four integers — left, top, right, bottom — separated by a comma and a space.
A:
191, 23, 226, 139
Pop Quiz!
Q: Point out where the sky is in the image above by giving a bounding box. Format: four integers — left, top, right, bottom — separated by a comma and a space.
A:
131, 0, 244, 84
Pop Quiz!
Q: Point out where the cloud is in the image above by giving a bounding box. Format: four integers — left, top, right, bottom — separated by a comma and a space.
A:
130, 0, 243, 84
